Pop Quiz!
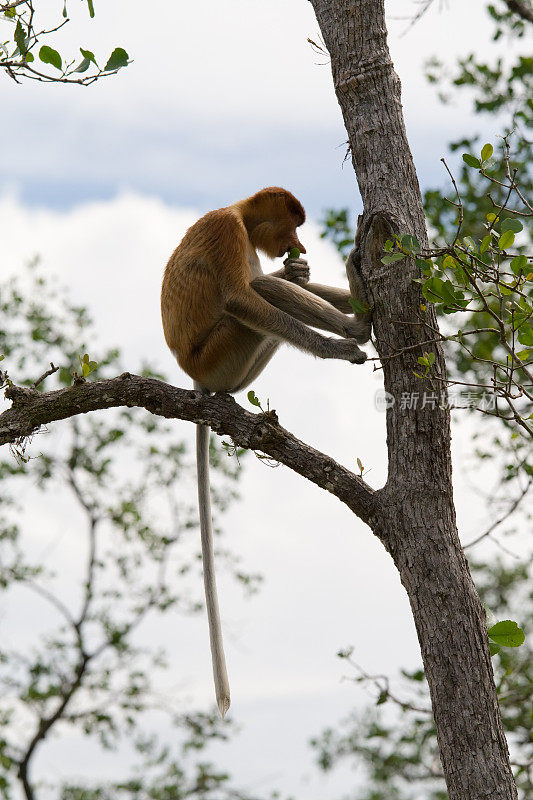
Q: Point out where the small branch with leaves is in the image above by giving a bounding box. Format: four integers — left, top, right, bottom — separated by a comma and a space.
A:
1, 0, 129, 84
381, 137, 533, 437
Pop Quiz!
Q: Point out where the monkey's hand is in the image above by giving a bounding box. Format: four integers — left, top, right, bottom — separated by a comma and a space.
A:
280, 256, 310, 286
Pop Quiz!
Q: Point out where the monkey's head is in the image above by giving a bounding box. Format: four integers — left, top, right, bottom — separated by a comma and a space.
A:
240, 187, 307, 259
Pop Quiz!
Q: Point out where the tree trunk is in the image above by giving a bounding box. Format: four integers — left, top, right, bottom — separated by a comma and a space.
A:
309, 2, 518, 798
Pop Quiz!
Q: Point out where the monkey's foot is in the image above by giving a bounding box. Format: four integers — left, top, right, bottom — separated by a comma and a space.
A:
329, 338, 367, 364
344, 318, 372, 345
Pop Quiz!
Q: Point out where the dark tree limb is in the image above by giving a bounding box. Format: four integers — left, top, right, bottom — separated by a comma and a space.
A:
504, 0, 533, 23
0, 374, 378, 526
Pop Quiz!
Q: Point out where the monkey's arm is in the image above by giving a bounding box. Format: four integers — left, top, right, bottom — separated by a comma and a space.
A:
267, 265, 354, 311
248, 276, 369, 344
302, 284, 353, 313
225, 285, 367, 363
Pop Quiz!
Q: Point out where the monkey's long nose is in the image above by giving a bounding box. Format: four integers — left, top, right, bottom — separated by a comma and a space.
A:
296, 239, 306, 254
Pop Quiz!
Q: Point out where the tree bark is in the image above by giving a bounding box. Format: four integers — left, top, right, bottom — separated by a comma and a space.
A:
309, 2, 517, 798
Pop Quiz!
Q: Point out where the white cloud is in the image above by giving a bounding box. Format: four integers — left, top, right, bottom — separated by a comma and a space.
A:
0, 0, 512, 214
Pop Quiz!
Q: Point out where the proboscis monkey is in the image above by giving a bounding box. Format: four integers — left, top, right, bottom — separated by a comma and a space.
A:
161, 187, 371, 716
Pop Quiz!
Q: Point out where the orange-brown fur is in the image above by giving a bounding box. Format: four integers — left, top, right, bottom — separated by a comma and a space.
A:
161, 187, 369, 393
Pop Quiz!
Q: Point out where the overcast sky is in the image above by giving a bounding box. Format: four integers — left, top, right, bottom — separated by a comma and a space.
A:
1, 0, 513, 214
0, 2, 526, 798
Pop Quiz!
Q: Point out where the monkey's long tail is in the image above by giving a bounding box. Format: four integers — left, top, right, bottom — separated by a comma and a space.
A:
195, 391, 231, 718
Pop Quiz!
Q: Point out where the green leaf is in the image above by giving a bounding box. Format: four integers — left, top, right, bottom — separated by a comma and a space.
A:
288, 247, 300, 259
400, 234, 420, 253
517, 328, 533, 347
489, 642, 501, 657
349, 298, 366, 314
498, 230, 515, 250
74, 57, 92, 73
516, 350, 532, 361
499, 283, 514, 296
376, 690, 388, 706
247, 390, 261, 408
418, 352, 435, 369
384, 240, 394, 252
39, 45, 62, 71
87, 0, 95, 18
480, 143, 493, 162
415, 258, 433, 274
462, 153, 481, 168
422, 276, 444, 302
104, 47, 129, 72
442, 255, 457, 270
501, 218, 523, 233
381, 253, 406, 265
486, 212, 498, 224
510, 255, 527, 274
479, 235, 491, 254
488, 619, 525, 648
14, 20, 26, 55
80, 47, 97, 65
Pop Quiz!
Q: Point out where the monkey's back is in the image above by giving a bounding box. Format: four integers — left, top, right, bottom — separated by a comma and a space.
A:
161, 208, 253, 379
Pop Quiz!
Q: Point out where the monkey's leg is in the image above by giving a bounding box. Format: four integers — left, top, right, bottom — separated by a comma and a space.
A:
229, 338, 280, 392
250, 275, 365, 341
302, 284, 353, 313
188, 318, 273, 392
225, 286, 367, 364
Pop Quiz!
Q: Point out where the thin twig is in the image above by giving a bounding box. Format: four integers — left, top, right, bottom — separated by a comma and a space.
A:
30, 362, 58, 390
464, 478, 532, 548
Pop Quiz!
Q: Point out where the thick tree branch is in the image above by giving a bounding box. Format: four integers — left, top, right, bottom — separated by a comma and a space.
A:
504, 0, 533, 23
0, 374, 377, 526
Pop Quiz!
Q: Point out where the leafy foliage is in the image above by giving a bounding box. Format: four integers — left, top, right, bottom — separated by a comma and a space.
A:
384, 136, 533, 437
0, 1, 129, 84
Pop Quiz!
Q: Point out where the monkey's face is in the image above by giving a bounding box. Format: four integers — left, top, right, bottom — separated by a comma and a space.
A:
251, 215, 306, 259
274, 222, 306, 259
